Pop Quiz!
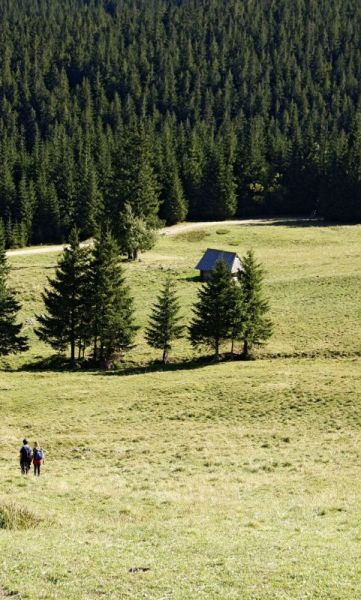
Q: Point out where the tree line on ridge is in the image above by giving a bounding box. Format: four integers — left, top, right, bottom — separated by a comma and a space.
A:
0, 0, 361, 249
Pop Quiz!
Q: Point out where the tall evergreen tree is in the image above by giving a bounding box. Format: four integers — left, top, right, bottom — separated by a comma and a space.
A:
145, 275, 184, 363
114, 125, 161, 226
89, 228, 137, 366
36, 229, 90, 363
183, 129, 206, 219
0, 226, 28, 356
201, 145, 237, 220
78, 162, 103, 238
237, 250, 273, 359
159, 125, 188, 224
160, 157, 188, 225
189, 259, 237, 359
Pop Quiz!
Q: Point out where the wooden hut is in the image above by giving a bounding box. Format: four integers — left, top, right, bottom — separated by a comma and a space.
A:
195, 248, 243, 281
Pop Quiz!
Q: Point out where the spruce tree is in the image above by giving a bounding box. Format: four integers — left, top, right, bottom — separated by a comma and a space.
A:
0, 226, 28, 357
237, 250, 273, 359
183, 130, 206, 219
89, 228, 137, 366
160, 159, 188, 225
78, 162, 103, 238
189, 260, 237, 359
18, 175, 33, 245
145, 275, 184, 363
36, 229, 90, 363
159, 128, 188, 224
201, 145, 237, 220
115, 125, 161, 226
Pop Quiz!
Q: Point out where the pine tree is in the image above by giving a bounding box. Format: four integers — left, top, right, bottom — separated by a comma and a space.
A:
229, 279, 245, 355
160, 156, 188, 225
0, 225, 28, 356
145, 275, 184, 363
237, 250, 273, 359
183, 129, 205, 219
115, 125, 161, 226
36, 229, 90, 363
78, 162, 103, 238
189, 260, 237, 359
89, 228, 137, 366
18, 175, 33, 245
159, 126, 188, 224
201, 145, 237, 220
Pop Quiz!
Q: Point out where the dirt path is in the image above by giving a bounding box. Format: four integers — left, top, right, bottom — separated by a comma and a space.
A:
6, 217, 315, 257
161, 217, 314, 236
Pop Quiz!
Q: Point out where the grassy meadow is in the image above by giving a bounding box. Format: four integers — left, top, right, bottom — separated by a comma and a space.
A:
1, 222, 361, 599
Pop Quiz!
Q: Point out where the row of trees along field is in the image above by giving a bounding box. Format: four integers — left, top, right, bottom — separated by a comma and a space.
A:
0, 229, 272, 366
0, 0, 361, 248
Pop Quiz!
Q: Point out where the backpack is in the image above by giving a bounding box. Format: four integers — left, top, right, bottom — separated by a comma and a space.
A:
34, 448, 43, 461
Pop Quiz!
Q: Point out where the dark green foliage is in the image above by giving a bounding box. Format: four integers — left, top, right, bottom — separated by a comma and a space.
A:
36, 227, 137, 366
201, 145, 237, 220
189, 260, 238, 359
111, 125, 161, 228
0, 226, 28, 356
116, 203, 157, 260
36, 229, 90, 363
89, 228, 137, 365
145, 276, 184, 363
237, 251, 273, 359
0, 0, 361, 243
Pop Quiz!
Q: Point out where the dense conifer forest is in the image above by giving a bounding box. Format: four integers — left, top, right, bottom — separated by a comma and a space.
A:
0, 0, 361, 246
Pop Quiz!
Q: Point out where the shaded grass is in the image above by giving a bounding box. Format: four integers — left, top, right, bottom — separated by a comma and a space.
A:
173, 229, 211, 242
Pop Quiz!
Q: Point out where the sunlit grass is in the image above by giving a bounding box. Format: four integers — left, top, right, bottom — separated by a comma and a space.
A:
1, 223, 361, 598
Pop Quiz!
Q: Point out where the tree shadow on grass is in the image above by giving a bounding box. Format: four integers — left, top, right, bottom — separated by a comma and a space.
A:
257, 217, 361, 228
18, 347, 360, 375
18, 353, 222, 375
261, 349, 361, 360
95, 355, 220, 377
180, 274, 200, 282
18, 355, 88, 373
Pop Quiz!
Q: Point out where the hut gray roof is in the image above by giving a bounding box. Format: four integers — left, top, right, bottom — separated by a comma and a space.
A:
195, 249, 242, 274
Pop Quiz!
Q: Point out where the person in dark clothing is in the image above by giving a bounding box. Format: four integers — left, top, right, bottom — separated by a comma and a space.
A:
19, 439, 32, 474
32, 441, 44, 476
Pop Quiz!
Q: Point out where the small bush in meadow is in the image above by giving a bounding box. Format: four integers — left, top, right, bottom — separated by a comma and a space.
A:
0, 503, 41, 530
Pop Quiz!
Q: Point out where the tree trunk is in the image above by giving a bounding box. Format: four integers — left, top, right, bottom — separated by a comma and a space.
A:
70, 339, 75, 365
243, 338, 249, 360
215, 339, 220, 360
134, 247, 139, 260
162, 348, 169, 364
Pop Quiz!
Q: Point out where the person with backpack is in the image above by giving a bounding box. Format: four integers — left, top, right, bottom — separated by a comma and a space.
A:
19, 439, 32, 474
32, 441, 44, 476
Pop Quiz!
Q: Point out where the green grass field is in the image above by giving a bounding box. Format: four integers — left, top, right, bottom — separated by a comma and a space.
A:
1, 222, 361, 599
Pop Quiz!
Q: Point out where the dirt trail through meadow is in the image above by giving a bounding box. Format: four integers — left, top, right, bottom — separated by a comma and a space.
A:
6, 217, 315, 258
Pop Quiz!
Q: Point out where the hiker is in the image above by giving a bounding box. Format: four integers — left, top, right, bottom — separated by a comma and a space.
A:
19, 438, 32, 474
32, 441, 44, 476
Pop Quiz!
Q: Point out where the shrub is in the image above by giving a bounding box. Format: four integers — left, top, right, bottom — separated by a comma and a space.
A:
0, 503, 41, 530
